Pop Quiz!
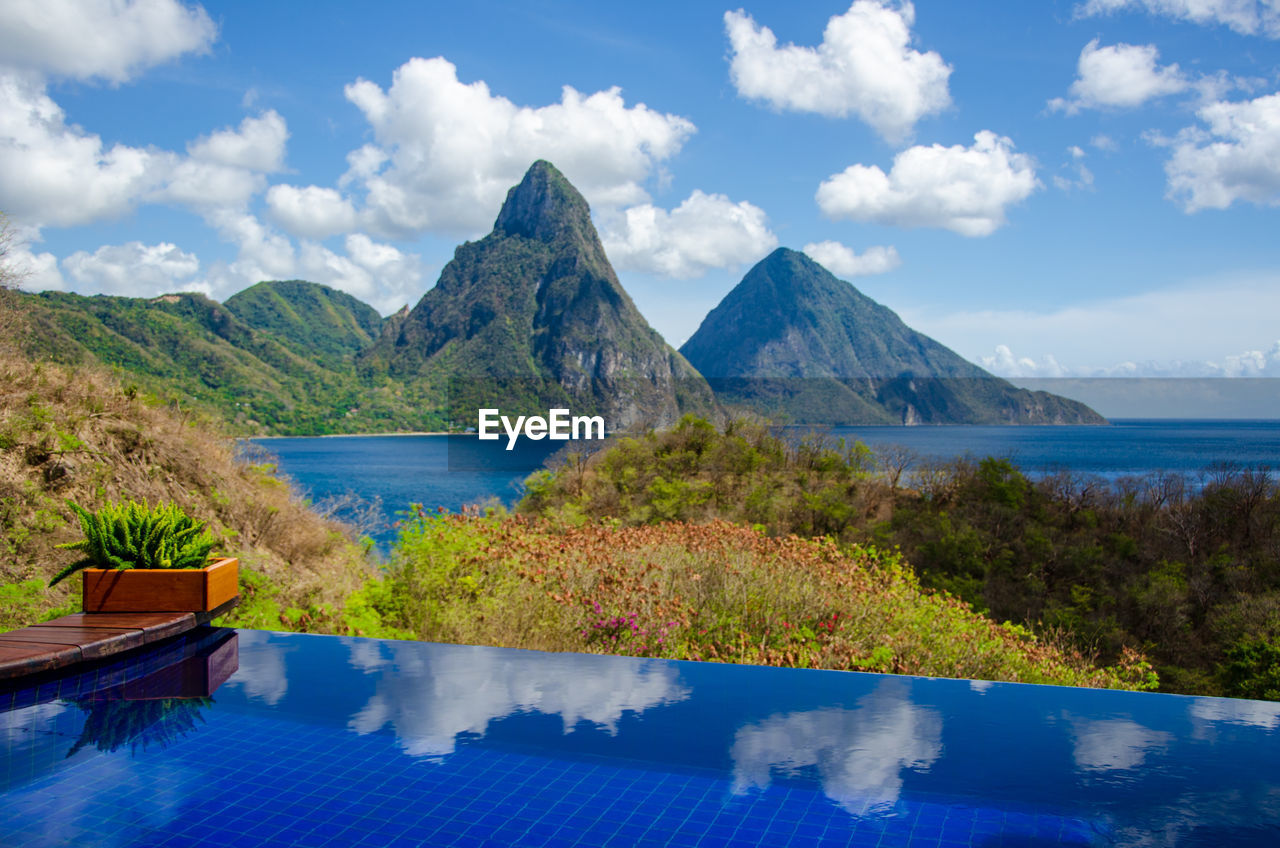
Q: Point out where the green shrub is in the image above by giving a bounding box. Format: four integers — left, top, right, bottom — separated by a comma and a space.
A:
49, 499, 217, 586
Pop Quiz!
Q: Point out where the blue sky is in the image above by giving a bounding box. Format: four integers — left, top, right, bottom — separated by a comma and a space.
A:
2, 0, 1280, 379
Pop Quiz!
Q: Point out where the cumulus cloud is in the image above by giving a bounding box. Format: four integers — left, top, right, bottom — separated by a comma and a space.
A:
296, 234, 423, 314
266, 184, 359, 239
816, 131, 1038, 236
195, 209, 422, 311
1162, 92, 1280, 211
187, 110, 287, 173
0, 63, 287, 226
7, 239, 64, 291
1077, 0, 1280, 38
342, 56, 695, 237
0, 0, 216, 83
1049, 39, 1188, 113
63, 241, 202, 297
600, 190, 776, 278
0, 73, 163, 227
802, 240, 901, 277
724, 1, 951, 143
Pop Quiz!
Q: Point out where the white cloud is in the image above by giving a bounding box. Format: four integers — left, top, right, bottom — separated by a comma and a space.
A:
7, 240, 64, 291
0, 73, 287, 227
342, 56, 695, 238
802, 240, 901, 277
63, 241, 201, 297
206, 209, 297, 289
1049, 39, 1188, 113
1077, 0, 1280, 38
1053, 145, 1096, 191
0, 0, 216, 83
266, 184, 359, 240
600, 190, 777, 278
156, 159, 265, 211
1162, 92, 1280, 211
296, 234, 424, 314
187, 110, 288, 173
0, 73, 163, 227
981, 344, 1069, 378
816, 131, 1038, 236
724, 1, 951, 143
196, 209, 422, 311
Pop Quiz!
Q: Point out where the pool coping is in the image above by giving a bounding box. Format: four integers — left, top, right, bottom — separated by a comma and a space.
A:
0, 597, 239, 682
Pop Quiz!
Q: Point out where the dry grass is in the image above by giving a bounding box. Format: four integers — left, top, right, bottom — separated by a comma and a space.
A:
0, 350, 371, 630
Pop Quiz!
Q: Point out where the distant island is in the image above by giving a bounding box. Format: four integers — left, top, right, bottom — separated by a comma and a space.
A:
14, 161, 1102, 435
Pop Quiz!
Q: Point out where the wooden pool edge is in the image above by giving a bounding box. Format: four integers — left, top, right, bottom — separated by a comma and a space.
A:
0, 597, 239, 682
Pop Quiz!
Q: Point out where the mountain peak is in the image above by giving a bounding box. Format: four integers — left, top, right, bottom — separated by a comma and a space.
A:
494, 160, 593, 244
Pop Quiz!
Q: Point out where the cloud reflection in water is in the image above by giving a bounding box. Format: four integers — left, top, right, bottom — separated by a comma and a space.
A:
729, 680, 942, 813
346, 641, 690, 758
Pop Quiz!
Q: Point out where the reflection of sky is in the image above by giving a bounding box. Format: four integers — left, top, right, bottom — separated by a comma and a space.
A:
1069, 716, 1172, 773
1190, 696, 1280, 731
347, 640, 690, 758
221, 629, 292, 705
729, 680, 941, 812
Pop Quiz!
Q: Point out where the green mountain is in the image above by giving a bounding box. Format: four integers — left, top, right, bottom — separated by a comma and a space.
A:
18, 287, 432, 434
363, 160, 715, 429
225, 280, 382, 368
680, 248, 1105, 425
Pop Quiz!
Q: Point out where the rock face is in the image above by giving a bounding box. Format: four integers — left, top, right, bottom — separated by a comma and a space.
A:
680, 248, 1105, 425
365, 160, 714, 429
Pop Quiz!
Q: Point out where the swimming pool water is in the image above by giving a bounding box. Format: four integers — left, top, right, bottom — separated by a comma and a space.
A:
2, 627, 1278, 846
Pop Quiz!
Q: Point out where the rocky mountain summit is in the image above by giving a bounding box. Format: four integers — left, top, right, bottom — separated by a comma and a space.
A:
363, 160, 714, 429
681, 248, 1105, 425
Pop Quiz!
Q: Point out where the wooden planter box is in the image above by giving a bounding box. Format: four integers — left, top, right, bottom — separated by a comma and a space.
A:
82, 557, 239, 613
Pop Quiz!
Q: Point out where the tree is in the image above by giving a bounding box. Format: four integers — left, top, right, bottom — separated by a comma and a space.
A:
0, 213, 30, 343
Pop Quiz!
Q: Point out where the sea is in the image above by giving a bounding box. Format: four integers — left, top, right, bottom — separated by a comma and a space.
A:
250, 419, 1280, 550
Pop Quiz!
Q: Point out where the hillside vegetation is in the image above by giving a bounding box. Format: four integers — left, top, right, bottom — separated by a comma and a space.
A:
0, 335, 1147, 691
0, 346, 372, 633
343, 510, 1152, 690
17, 288, 441, 435
519, 417, 1280, 699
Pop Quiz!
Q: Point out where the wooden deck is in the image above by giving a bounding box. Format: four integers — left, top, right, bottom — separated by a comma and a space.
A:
0, 598, 238, 682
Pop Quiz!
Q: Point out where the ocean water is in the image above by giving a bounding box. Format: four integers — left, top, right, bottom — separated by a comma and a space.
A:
251, 419, 1280, 548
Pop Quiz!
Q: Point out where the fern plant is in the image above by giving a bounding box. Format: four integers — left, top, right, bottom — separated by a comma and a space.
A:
49, 500, 217, 587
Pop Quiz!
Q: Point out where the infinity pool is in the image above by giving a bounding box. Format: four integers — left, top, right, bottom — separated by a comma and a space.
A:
2, 628, 1278, 846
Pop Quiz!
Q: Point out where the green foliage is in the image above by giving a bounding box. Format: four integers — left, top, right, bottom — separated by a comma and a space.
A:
520, 419, 1280, 699
353, 512, 1146, 689
49, 499, 217, 586
0, 579, 76, 633
1221, 640, 1280, 701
